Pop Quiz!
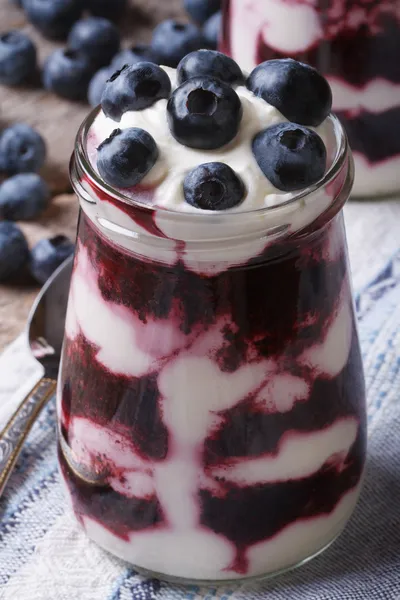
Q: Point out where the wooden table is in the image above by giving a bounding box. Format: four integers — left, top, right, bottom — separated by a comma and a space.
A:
0, 0, 185, 351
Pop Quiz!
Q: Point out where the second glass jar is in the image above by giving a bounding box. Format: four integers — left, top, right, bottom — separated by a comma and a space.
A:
221, 0, 400, 198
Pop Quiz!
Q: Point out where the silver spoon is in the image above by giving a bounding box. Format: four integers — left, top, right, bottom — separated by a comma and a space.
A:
0, 255, 111, 495
0, 257, 73, 497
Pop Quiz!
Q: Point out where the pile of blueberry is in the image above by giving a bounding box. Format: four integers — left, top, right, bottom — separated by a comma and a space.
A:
1, 0, 222, 105
97, 52, 332, 209
90, 0, 222, 106
0, 124, 74, 284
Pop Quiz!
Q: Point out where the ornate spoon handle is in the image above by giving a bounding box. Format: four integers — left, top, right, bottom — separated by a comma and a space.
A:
0, 378, 56, 497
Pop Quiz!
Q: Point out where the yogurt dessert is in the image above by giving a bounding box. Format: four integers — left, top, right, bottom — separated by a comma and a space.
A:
221, 0, 400, 197
59, 51, 366, 582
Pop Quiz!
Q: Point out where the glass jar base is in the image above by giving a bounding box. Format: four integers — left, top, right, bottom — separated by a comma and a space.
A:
115, 535, 343, 586
73, 512, 349, 586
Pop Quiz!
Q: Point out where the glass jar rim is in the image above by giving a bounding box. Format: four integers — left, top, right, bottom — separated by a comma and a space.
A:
74, 106, 352, 222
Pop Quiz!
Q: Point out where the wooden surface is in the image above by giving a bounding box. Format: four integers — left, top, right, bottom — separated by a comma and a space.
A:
0, 0, 185, 351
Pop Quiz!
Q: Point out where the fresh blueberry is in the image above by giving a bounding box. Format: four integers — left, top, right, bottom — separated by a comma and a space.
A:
0, 31, 37, 85
23, 0, 83, 40
88, 66, 113, 106
184, 0, 221, 25
247, 59, 332, 127
97, 127, 159, 188
0, 221, 29, 281
30, 235, 75, 284
203, 11, 221, 50
0, 173, 49, 220
68, 17, 120, 68
184, 162, 245, 210
252, 123, 327, 191
43, 48, 95, 101
177, 50, 243, 86
111, 44, 159, 71
167, 76, 242, 150
151, 20, 206, 68
101, 62, 171, 121
0, 124, 46, 175
85, 0, 128, 20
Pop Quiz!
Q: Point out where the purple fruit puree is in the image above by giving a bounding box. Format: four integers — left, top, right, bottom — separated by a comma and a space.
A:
58, 170, 366, 578
221, 0, 400, 195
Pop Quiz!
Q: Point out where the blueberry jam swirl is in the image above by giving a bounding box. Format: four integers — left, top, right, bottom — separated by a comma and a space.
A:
60, 54, 366, 581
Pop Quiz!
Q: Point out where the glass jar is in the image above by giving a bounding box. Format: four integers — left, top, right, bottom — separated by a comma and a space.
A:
221, 0, 400, 198
57, 108, 366, 584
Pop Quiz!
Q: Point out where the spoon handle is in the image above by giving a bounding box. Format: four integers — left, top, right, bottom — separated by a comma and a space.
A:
0, 377, 56, 498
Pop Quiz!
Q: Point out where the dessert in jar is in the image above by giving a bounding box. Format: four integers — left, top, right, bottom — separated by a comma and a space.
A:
221, 0, 400, 198
58, 50, 367, 583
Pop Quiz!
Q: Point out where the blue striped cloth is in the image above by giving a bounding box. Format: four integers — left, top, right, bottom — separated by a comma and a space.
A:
0, 211, 399, 599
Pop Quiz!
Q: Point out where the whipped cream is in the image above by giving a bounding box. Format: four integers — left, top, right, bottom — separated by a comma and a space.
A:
87, 66, 333, 214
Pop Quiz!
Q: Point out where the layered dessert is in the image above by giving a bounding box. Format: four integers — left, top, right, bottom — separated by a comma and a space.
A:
59, 51, 366, 582
221, 0, 400, 197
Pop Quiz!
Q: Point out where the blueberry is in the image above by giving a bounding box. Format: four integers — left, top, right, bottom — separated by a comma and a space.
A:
247, 59, 332, 127
88, 66, 112, 106
30, 235, 75, 284
184, 162, 245, 210
111, 45, 159, 71
167, 76, 242, 150
86, 0, 128, 20
0, 221, 29, 281
0, 124, 46, 175
184, 0, 221, 25
97, 128, 159, 188
177, 50, 243, 87
23, 0, 83, 40
101, 62, 171, 121
203, 11, 222, 50
0, 173, 49, 220
151, 20, 206, 68
43, 48, 95, 101
252, 123, 327, 192
0, 31, 37, 85
68, 17, 120, 68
